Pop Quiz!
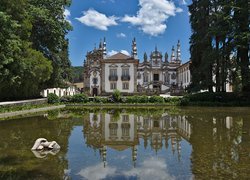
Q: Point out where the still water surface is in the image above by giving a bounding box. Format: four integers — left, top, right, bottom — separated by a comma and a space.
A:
0, 107, 249, 180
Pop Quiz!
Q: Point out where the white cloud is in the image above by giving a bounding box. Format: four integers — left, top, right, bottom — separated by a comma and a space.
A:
180, 0, 187, 5
121, 0, 182, 36
123, 157, 175, 180
117, 33, 126, 38
64, 9, 71, 23
76, 9, 118, 31
108, 50, 130, 56
120, 50, 130, 56
176, 8, 183, 13
108, 50, 118, 56
78, 163, 116, 180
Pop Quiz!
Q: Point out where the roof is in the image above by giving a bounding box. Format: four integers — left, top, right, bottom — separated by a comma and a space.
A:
107, 52, 131, 60
101, 52, 139, 64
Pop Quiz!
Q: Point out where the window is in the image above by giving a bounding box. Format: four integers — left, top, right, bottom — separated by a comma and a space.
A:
110, 69, 117, 76
122, 124, 130, 137
122, 69, 129, 76
110, 82, 117, 90
153, 121, 159, 128
93, 78, 98, 84
122, 115, 129, 122
123, 82, 129, 90
144, 73, 148, 82
153, 74, 159, 81
109, 123, 118, 137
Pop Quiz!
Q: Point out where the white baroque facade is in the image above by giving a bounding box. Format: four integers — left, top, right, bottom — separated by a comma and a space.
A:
83, 38, 187, 96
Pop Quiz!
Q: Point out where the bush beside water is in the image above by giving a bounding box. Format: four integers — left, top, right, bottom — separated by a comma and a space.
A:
180, 92, 250, 106
71, 94, 88, 103
48, 93, 60, 104
48, 91, 250, 106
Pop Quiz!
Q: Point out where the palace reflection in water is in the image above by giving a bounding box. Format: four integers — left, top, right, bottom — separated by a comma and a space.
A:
79, 108, 250, 179
0, 108, 249, 179
83, 110, 192, 167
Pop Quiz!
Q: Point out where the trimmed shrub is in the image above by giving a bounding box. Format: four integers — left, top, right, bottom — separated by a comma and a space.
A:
112, 89, 121, 102
138, 95, 149, 103
47, 93, 60, 104
71, 93, 88, 103
149, 95, 164, 103
124, 96, 135, 103
179, 96, 190, 106
60, 96, 72, 103
94, 96, 108, 103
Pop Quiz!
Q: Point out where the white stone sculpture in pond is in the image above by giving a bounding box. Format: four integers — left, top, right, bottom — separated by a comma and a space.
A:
31, 138, 60, 158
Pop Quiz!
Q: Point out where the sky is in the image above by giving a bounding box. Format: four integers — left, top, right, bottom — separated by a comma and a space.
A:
65, 0, 192, 66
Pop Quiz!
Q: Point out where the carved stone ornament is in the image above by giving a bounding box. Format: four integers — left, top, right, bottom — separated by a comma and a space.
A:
171, 73, 176, 80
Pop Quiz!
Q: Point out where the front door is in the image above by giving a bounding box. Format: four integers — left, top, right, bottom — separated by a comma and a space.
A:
93, 88, 98, 96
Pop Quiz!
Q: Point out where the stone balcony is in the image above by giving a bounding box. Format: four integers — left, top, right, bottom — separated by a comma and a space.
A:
109, 75, 118, 81
121, 75, 130, 81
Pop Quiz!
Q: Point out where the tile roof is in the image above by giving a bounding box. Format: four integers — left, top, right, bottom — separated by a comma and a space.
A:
107, 52, 131, 60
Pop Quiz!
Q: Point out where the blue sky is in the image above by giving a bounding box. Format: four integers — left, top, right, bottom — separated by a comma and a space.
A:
65, 0, 192, 66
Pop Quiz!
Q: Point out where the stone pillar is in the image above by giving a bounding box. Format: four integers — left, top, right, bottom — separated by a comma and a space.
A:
134, 64, 137, 93
101, 63, 106, 95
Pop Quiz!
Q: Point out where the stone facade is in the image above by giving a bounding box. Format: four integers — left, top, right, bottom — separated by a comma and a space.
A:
83, 38, 188, 96
177, 61, 191, 89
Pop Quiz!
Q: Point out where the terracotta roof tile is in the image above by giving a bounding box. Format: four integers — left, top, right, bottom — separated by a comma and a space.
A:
107, 52, 131, 60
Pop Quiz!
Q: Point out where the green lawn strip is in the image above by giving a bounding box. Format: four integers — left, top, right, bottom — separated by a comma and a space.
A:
0, 103, 62, 113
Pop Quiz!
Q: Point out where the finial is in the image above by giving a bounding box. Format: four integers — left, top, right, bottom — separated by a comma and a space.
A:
176, 40, 181, 62
144, 52, 148, 62
165, 52, 168, 63
171, 46, 175, 62
103, 37, 107, 57
132, 37, 137, 59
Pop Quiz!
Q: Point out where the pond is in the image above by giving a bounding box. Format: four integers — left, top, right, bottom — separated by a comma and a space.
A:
0, 107, 250, 180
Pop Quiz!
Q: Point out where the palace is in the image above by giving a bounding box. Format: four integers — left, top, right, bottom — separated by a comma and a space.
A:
83, 38, 191, 96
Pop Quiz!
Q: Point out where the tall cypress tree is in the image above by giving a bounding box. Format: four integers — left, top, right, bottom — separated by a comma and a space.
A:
189, 0, 249, 93
233, 0, 250, 92
189, 0, 213, 92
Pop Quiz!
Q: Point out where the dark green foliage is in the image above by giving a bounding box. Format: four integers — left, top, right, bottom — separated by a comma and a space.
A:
93, 96, 108, 103
47, 93, 60, 104
125, 95, 149, 103
71, 94, 88, 103
180, 92, 250, 106
165, 97, 181, 104
189, 0, 249, 93
112, 90, 121, 102
71, 66, 84, 83
149, 96, 164, 103
0, 0, 72, 100
60, 96, 72, 103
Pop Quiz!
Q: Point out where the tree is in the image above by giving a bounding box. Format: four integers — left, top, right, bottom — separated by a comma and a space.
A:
29, 0, 73, 87
0, 0, 72, 100
189, 0, 213, 92
189, 0, 249, 93
233, 0, 250, 92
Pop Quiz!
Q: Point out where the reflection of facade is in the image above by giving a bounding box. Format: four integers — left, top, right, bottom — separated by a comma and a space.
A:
83, 111, 192, 166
